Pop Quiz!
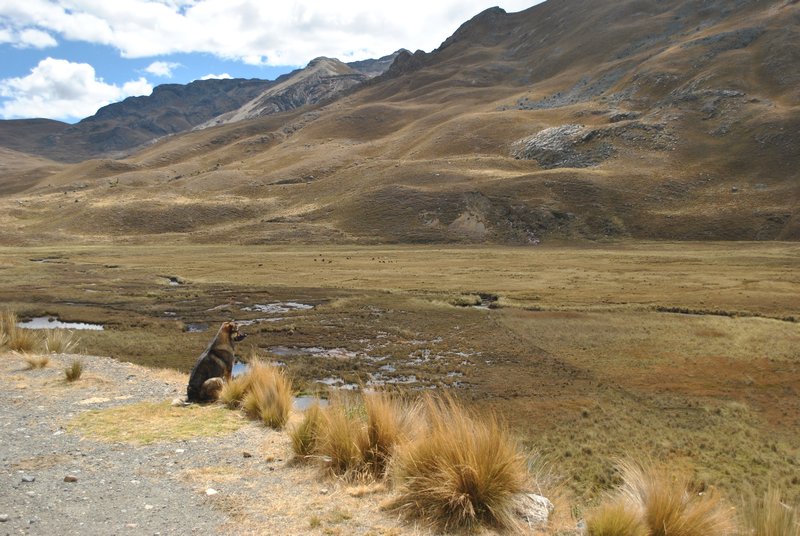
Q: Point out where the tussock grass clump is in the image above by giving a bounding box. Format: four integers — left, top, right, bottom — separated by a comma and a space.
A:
739, 485, 799, 536
239, 360, 292, 429
389, 394, 529, 533
314, 392, 419, 481
219, 374, 250, 409
616, 460, 734, 536
316, 396, 369, 478
586, 499, 647, 536
64, 360, 83, 382
45, 329, 79, 354
1, 311, 40, 353
290, 402, 323, 458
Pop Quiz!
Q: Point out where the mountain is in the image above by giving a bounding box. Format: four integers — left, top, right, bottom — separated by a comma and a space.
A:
0, 78, 273, 162
197, 57, 369, 128
1, 0, 798, 244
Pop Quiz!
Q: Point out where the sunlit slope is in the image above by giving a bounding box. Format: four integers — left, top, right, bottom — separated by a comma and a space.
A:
2, 0, 798, 244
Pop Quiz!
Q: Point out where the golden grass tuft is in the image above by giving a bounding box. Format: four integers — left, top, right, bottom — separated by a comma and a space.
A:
739, 485, 799, 536
1, 311, 40, 353
586, 499, 648, 536
314, 391, 419, 481
64, 359, 83, 382
316, 394, 369, 479
219, 374, 250, 409
388, 393, 529, 532
289, 402, 323, 458
44, 329, 79, 354
616, 460, 734, 536
239, 360, 292, 429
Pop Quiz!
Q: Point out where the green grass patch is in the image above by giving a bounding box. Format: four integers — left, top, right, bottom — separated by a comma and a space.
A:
68, 400, 244, 444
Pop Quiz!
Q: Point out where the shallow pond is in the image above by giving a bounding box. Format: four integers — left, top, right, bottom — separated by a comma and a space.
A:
18, 317, 104, 331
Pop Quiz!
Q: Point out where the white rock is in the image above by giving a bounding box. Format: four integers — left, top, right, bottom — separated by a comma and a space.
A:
205, 488, 218, 496
516, 493, 555, 528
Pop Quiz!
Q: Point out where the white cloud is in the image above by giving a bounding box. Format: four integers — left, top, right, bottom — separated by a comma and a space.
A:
0, 27, 57, 49
0, 1, 540, 66
200, 73, 232, 80
17, 28, 57, 48
0, 58, 153, 121
144, 60, 182, 77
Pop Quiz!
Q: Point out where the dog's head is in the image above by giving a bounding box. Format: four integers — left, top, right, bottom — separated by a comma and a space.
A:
222, 321, 247, 343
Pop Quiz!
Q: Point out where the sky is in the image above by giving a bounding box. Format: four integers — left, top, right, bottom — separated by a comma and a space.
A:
0, 0, 543, 123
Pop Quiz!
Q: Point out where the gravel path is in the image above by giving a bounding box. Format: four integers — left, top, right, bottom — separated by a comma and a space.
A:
0, 353, 412, 536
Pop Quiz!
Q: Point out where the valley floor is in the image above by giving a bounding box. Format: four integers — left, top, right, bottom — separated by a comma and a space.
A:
0, 241, 798, 507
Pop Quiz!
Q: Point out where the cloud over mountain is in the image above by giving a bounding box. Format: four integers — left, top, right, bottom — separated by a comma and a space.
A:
0, 1, 535, 65
0, 58, 152, 120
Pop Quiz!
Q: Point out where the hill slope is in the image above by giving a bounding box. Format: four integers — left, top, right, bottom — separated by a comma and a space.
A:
1, 0, 798, 244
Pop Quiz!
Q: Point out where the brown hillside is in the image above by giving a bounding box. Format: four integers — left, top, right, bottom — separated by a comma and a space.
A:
1, 0, 798, 244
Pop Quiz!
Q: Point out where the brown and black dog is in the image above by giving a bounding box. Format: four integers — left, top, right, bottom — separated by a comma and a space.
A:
187, 321, 246, 403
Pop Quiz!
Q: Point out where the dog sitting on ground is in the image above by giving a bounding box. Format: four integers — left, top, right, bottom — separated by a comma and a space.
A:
186, 321, 246, 403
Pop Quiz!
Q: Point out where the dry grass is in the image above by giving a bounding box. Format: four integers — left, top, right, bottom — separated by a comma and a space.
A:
64, 359, 83, 382
615, 460, 735, 536
68, 400, 244, 444
316, 394, 369, 480
314, 392, 419, 481
289, 402, 323, 458
219, 374, 250, 409
586, 499, 648, 536
239, 360, 292, 430
23, 353, 50, 369
739, 486, 799, 536
44, 329, 79, 354
1, 311, 39, 353
388, 394, 529, 533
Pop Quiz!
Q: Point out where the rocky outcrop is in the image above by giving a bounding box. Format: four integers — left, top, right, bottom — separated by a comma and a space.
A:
198, 58, 368, 128
511, 121, 673, 169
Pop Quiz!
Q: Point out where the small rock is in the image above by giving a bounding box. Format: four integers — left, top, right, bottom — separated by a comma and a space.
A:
242, 451, 253, 458
125, 523, 138, 528
175, 449, 185, 454
205, 488, 218, 496
144, 504, 154, 510
64, 476, 78, 483
516, 493, 554, 528
0, 514, 9, 522
320, 488, 329, 495
21, 475, 35, 483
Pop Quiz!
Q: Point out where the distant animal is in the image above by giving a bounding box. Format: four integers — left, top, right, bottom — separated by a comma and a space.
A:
187, 321, 246, 403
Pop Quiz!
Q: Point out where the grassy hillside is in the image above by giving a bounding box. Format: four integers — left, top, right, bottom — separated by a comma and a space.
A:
0, 0, 797, 244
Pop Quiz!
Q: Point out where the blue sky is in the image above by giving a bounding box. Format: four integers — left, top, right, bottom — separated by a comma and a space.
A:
0, 1, 542, 123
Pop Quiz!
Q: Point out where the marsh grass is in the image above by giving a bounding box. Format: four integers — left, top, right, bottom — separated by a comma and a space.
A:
45, 329, 79, 354
616, 460, 734, 536
64, 360, 83, 382
239, 360, 292, 429
388, 394, 529, 532
739, 485, 799, 536
68, 400, 243, 444
290, 402, 323, 458
316, 394, 369, 479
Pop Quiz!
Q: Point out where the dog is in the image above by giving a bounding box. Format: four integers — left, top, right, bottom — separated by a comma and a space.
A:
186, 321, 247, 403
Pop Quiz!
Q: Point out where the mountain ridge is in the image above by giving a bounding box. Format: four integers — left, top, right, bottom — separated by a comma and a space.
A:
0, 0, 798, 244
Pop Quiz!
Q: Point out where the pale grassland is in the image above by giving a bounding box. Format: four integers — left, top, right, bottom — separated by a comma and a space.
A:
68, 401, 244, 444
